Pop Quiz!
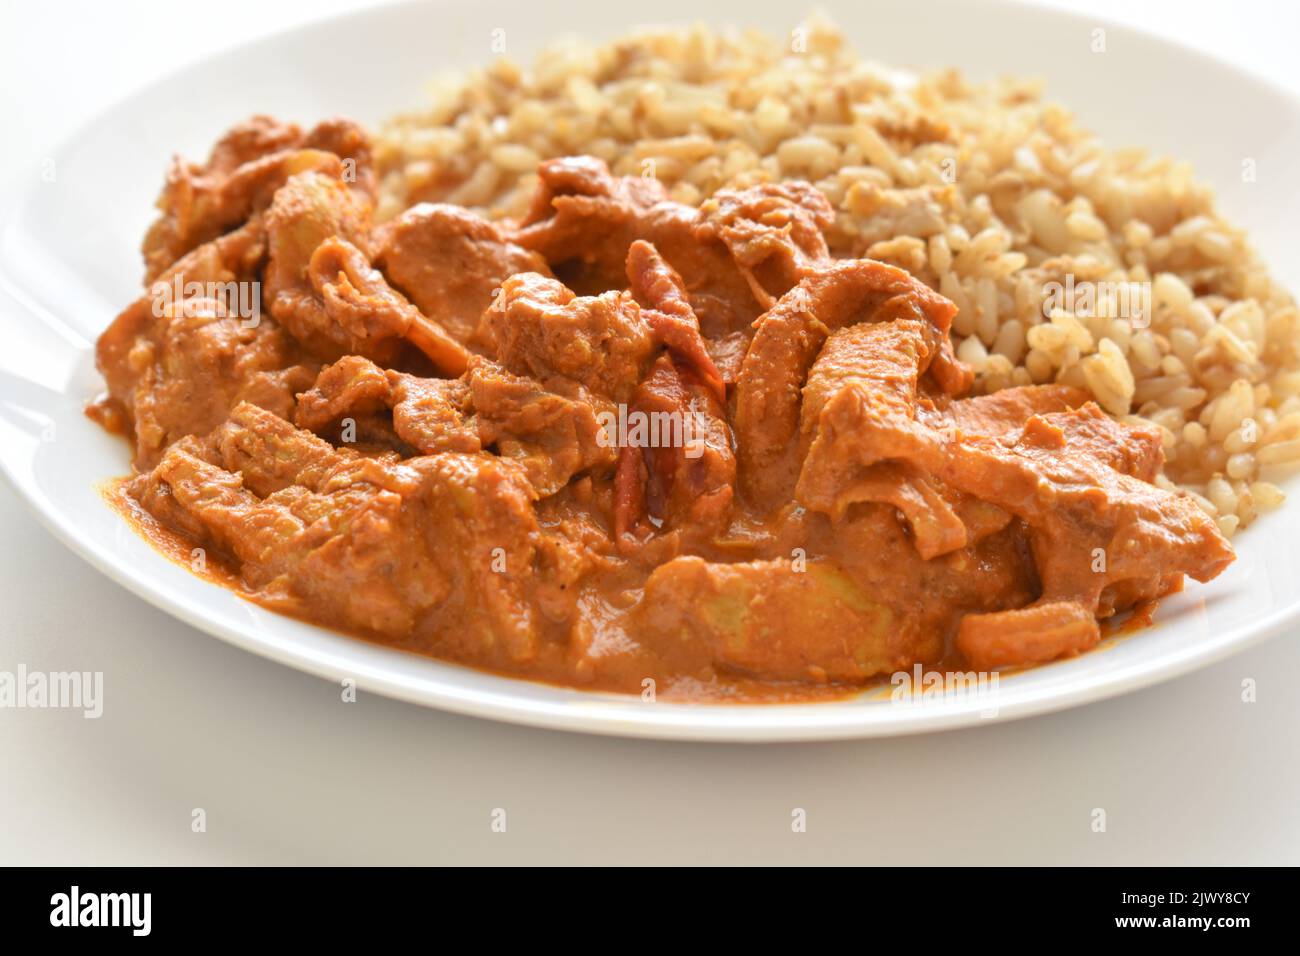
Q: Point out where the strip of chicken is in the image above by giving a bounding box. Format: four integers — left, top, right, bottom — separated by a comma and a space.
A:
735, 258, 970, 509
131, 401, 549, 661
638, 556, 935, 683
468, 357, 616, 496
134, 417, 446, 636
374, 202, 552, 348
93, 218, 317, 468
514, 158, 832, 311
482, 271, 657, 405
512, 156, 834, 382
307, 237, 470, 376
261, 169, 468, 374
142, 116, 376, 282
294, 354, 613, 496
794, 318, 1233, 666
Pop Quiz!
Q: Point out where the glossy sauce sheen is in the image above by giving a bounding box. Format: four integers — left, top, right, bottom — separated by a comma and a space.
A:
88, 117, 1235, 703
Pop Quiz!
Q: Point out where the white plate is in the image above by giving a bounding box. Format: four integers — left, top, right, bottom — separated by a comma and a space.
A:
1, 0, 1297, 741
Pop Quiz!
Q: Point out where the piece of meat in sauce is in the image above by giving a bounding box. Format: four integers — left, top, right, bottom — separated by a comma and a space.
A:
292, 353, 477, 455
263, 171, 469, 376
129, 401, 585, 663
373, 202, 552, 349
734, 257, 972, 509
632, 471, 1038, 685
99, 115, 425, 468
468, 357, 617, 496
482, 269, 657, 404
795, 319, 1031, 559
93, 218, 317, 468
294, 353, 616, 498
141, 116, 375, 283
793, 311, 1233, 669
511, 155, 834, 382
639, 556, 932, 683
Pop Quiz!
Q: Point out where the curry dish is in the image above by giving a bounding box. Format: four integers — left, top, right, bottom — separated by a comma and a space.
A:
88, 115, 1236, 700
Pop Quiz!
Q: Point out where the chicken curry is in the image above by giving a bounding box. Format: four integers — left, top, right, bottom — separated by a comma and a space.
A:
88, 116, 1235, 701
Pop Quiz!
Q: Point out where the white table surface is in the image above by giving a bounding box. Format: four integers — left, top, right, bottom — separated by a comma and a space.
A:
1, 0, 1297, 865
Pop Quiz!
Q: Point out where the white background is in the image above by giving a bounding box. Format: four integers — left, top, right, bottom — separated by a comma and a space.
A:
0, 0, 1296, 864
